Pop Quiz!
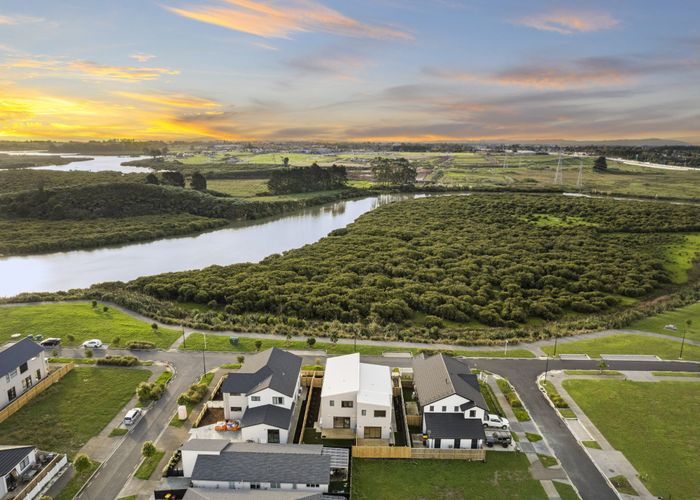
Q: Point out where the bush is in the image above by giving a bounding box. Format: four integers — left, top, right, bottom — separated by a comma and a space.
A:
84, 349, 94, 359
141, 441, 156, 458
96, 355, 139, 367
73, 453, 92, 473
177, 382, 208, 406
111, 336, 121, 347
127, 341, 156, 350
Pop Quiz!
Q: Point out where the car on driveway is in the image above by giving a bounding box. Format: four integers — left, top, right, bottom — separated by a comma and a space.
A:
486, 431, 512, 448
123, 408, 142, 426
483, 413, 510, 430
82, 339, 103, 348
40, 337, 62, 348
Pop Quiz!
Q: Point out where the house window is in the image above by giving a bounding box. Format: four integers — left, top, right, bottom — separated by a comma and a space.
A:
454, 406, 459, 412
329, 400, 334, 407
230, 406, 242, 412
270, 482, 281, 489
19, 456, 30, 471
341, 401, 353, 408
272, 396, 284, 405
306, 484, 320, 488
7, 387, 16, 401
251, 396, 261, 402
361, 410, 366, 416
429, 406, 434, 412
5, 368, 17, 382
374, 410, 386, 418
250, 483, 261, 490
267, 429, 280, 444
19, 362, 28, 374
22, 376, 32, 391
469, 410, 477, 418
441, 406, 446, 412
36, 369, 42, 381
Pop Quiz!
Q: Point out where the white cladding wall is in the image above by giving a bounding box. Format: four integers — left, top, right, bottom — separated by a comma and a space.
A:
0, 354, 48, 409
422, 394, 469, 413
319, 391, 357, 430
426, 438, 482, 449
223, 393, 247, 420
241, 423, 289, 444
191, 480, 328, 492
357, 402, 392, 439
248, 387, 293, 409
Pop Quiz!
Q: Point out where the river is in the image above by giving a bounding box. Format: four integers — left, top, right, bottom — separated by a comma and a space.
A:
0, 151, 153, 173
0, 194, 421, 297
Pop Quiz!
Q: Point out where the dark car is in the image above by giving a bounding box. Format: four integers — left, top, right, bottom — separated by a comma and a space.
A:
486, 431, 512, 448
39, 337, 61, 348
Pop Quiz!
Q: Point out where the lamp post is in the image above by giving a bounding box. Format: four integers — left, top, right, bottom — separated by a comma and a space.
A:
181, 326, 187, 349
553, 335, 559, 357
504, 340, 508, 357
680, 320, 691, 359
543, 354, 550, 383
202, 332, 207, 376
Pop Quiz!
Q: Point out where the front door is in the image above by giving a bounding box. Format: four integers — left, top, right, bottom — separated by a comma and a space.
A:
267, 429, 280, 443
434, 438, 441, 448
454, 439, 460, 449
471, 439, 478, 449
334, 417, 351, 429
364, 426, 382, 439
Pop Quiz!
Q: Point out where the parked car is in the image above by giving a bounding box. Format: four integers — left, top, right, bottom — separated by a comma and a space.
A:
483, 413, 510, 430
124, 408, 142, 426
40, 337, 61, 348
486, 431, 512, 448
82, 339, 103, 348
664, 324, 678, 331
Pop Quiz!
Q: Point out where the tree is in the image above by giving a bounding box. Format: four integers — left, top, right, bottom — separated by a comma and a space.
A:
307, 337, 316, 348
190, 172, 207, 191
283, 157, 289, 169
145, 173, 159, 185
151, 322, 158, 331
370, 157, 417, 185
103, 305, 109, 312
597, 360, 607, 374
91, 300, 97, 308
73, 454, 92, 473
141, 441, 156, 458
85, 349, 94, 359
254, 340, 262, 351
162, 171, 186, 187
329, 333, 338, 345
593, 156, 608, 172
237, 355, 245, 365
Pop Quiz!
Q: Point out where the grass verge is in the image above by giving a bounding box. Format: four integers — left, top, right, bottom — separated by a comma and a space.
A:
109, 427, 128, 437
54, 458, 99, 500
542, 334, 700, 361
496, 379, 531, 422
538, 454, 558, 468
552, 481, 580, 500
610, 475, 637, 496
582, 440, 601, 449
134, 450, 165, 480
526, 433, 542, 442
652, 371, 700, 377
564, 370, 622, 376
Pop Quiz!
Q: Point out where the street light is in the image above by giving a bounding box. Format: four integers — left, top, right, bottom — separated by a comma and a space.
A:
543, 354, 550, 383
553, 335, 559, 357
504, 340, 508, 357
181, 326, 187, 349
202, 332, 207, 376
680, 319, 691, 359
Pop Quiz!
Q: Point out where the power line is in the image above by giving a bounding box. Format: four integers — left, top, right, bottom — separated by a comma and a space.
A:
553, 151, 563, 185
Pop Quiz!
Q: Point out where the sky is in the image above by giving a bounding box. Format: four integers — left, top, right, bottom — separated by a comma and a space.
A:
1, 0, 699, 143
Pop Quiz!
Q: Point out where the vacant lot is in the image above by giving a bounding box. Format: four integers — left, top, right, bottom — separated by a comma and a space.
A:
0, 302, 180, 348
629, 301, 700, 341
351, 453, 546, 499
564, 379, 700, 499
0, 367, 150, 456
542, 334, 700, 361
181, 333, 535, 358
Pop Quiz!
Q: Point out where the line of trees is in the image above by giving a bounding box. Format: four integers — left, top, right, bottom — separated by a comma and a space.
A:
371, 157, 417, 185
267, 163, 347, 194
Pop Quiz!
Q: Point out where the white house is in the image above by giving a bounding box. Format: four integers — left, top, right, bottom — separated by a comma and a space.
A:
412, 353, 487, 449
0, 338, 48, 410
220, 348, 302, 444
319, 353, 393, 440
181, 440, 330, 493
0, 445, 66, 500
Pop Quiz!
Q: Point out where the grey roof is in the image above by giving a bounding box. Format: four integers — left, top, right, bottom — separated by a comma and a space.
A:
0, 338, 44, 378
412, 353, 487, 409
424, 413, 487, 440
224, 443, 322, 455
221, 348, 302, 397
191, 451, 331, 485
241, 403, 294, 430
0, 446, 34, 476
180, 439, 229, 453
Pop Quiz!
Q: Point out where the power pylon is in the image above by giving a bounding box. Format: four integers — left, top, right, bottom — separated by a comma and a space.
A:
553, 152, 563, 185
576, 158, 584, 188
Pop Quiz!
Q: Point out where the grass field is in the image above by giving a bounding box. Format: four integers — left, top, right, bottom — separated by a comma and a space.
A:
54, 457, 99, 500
563, 379, 700, 499
552, 481, 580, 500
207, 179, 270, 197
0, 302, 180, 348
629, 301, 700, 341
542, 334, 700, 361
181, 333, 535, 358
134, 449, 165, 480
351, 453, 547, 499
0, 367, 150, 457
660, 234, 700, 284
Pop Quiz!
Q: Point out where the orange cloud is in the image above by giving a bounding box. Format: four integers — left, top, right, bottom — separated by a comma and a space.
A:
3, 57, 179, 81
129, 52, 156, 62
165, 0, 411, 40
515, 10, 619, 35
113, 91, 219, 108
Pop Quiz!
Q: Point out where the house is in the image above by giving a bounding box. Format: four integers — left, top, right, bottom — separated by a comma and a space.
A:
319, 353, 393, 440
0, 445, 66, 499
0, 338, 48, 410
220, 348, 302, 444
412, 353, 487, 449
181, 440, 331, 493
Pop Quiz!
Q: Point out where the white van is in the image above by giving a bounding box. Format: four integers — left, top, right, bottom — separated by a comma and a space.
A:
124, 408, 142, 426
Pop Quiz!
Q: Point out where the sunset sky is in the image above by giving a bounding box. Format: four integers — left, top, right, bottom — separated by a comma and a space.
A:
1, 0, 699, 142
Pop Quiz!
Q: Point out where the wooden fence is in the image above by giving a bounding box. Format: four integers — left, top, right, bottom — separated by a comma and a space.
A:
0, 363, 73, 424
352, 446, 486, 461
406, 415, 422, 427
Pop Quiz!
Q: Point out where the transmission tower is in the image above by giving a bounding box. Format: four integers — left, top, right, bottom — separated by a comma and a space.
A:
503, 149, 508, 168
576, 157, 583, 188
553, 152, 563, 185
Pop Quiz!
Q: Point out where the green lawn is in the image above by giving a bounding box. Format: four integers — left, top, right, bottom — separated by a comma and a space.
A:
0, 367, 150, 457
351, 453, 547, 499
660, 234, 700, 284
564, 379, 700, 499
582, 440, 601, 449
134, 450, 165, 480
181, 333, 535, 358
652, 371, 700, 377
54, 458, 99, 500
526, 433, 542, 442
553, 481, 580, 500
629, 301, 700, 342
0, 302, 180, 348
538, 454, 558, 468
542, 334, 700, 361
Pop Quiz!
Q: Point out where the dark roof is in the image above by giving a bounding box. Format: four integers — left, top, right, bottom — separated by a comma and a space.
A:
0, 446, 34, 476
221, 348, 301, 397
424, 413, 486, 440
180, 439, 229, 452
241, 403, 294, 430
412, 353, 488, 409
191, 451, 331, 485
0, 338, 44, 378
